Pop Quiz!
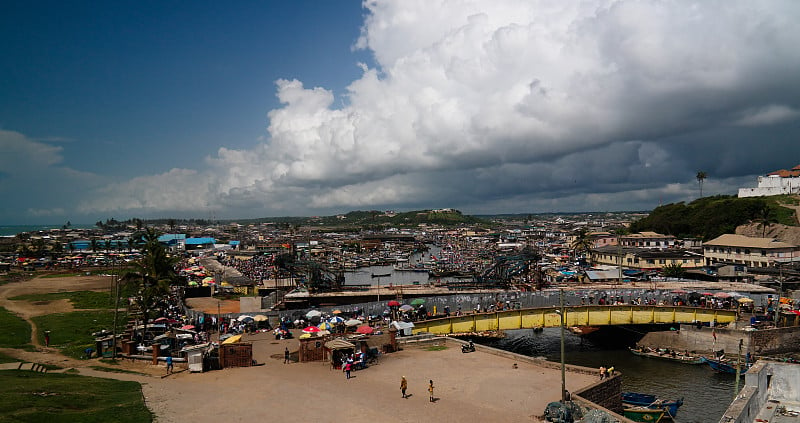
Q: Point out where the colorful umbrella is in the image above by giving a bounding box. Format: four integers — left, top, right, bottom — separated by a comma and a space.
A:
387, 300, 401, 307
180, 324, 195, 330
670, 289, 687, 294
410, 298, 426, 306
329, 316, 345, 324
332, 309, 343, 314
399, 304, 413, 311
713, 292, 731, 299
318, 322, 334, 331
356, 325, 374, 335
302, 326, 321, 333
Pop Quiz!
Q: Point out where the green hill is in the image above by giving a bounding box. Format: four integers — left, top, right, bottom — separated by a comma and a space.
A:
629, 195, 799, 241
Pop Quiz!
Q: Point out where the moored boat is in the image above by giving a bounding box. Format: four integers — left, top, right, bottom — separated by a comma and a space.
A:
622, 392, 683, 419
701, 357, 750, 375
628, 347, 705, 364
623, 406, 665, 422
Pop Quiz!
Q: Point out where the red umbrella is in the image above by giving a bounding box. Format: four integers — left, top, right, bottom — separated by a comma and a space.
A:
670, 289, 687, 294
303, 326, 321, 333
701, 292, 714, 296
713, 292, 731, 299
356, 325, 374, 335
181, 324, 195, 330
387, 300, 401, 307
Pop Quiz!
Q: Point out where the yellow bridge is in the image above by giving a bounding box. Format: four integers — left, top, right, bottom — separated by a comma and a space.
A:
412, 305, 738, 335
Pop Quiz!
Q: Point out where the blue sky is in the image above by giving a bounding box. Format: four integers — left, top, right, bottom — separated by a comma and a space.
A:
2, 1, 800, 224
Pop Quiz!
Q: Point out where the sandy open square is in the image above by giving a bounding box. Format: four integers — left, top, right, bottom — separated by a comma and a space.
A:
0, 275, 598, 422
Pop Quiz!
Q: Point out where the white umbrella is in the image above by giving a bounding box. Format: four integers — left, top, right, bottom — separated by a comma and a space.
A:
345, 319, 361, 327
306, 310, 322, 319
237, 315, 254, 321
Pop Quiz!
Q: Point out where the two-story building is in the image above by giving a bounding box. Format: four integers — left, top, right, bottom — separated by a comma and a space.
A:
591, 246, 704, 271
702, 234, 799, 268
618, 231, 676, 249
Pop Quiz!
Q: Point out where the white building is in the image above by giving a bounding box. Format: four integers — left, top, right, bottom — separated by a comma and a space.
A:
738, 165, 800, 198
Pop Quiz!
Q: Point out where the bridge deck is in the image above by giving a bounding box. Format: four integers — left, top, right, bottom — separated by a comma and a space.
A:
412, 305, 738, 335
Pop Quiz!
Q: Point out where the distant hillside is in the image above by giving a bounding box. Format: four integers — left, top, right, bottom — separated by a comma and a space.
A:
229, 209, 489, 228
629, 195, 799, 241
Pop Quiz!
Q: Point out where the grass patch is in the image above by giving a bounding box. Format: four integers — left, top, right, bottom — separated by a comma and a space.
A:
31, 310, 117, 360
0, 352, 19, 364
0, 307, 31, 349
424, 345, 448, 351
10, 291, 113, 309
88, 365, 147, 376
0, 370, 152, 422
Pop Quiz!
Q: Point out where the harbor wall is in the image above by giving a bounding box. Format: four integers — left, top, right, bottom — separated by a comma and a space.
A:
640, 325, 800, 356
749, 326, 800, 355
573, 375, 624, 414
637, 325, 751, 355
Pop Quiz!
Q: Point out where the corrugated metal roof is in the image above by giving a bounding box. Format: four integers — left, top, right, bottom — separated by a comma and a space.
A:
185, 237, 216, 245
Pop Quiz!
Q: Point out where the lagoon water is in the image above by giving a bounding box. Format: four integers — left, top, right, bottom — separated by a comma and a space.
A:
490, 328, 736, 423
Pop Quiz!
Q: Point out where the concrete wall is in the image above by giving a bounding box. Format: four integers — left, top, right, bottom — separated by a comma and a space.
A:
639, 325, 800, 357
719, 361, 800, 423
638, 325, 751, 355
750, 326, 800, 355
574, 375, 623, 414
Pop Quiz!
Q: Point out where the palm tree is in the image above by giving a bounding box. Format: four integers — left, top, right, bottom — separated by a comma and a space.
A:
756, 204, 777, 237
696, 171, 707, 198
121, 227, 182, 337
570, 229, 593, 264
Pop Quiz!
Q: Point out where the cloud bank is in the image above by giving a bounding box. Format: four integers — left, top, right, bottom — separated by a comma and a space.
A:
7, 0, 800, 222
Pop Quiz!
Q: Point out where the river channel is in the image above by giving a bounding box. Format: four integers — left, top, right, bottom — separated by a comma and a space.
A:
489, 328, 737, 423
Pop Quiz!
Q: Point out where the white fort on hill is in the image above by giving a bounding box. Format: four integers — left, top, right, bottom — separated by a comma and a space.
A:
738, 164, 800, 198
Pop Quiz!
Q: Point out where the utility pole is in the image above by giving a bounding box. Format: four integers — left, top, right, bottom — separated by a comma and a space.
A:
734, 339, 743, 398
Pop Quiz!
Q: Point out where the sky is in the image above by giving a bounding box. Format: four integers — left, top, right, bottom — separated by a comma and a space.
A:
1, 0, 800, 225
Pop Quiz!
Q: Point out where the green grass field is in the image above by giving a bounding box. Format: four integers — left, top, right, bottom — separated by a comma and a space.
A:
10, 291, 114, 309
0, 307, 31, 349
0, 370, 152, 422
31, 310, 118, 359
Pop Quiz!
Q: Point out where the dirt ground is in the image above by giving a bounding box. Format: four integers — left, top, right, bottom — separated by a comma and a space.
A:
0, 275, 597, 422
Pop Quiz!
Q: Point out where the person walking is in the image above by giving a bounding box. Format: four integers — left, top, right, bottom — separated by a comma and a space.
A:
284, 347, 290, 364
428, 380, 434, 402
401, 376, 408, 398
44, 331, 50, 347
166, 355, 174, 374
344, 362, 352, 379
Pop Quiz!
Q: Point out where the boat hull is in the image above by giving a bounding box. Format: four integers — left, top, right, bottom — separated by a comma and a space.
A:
622, 392, 683, 418
701, 357, 750, 375
629, 347, 705, 364
623, 407, 665, 422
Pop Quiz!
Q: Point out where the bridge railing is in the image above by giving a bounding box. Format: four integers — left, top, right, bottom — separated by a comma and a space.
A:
412, 305, 738, 335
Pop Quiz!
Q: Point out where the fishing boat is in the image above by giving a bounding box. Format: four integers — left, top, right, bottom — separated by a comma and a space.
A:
623, 406, 665, 422
701, 357, 751, 375
371, 273, 391, 278
622, 392, 683, 419
628, 347, 705, 364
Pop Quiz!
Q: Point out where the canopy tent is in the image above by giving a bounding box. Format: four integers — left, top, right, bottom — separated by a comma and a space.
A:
221, 334, 242, 344
324, 339, 355, 350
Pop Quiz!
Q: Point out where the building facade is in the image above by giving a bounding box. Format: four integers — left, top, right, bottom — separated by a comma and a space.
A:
738, 165, 800, 198
702, 234, 799, 268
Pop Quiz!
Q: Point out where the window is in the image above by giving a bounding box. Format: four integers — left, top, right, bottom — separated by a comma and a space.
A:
659, 259, 666, 264
647, 259, 655, 264
744, 249, 750, 254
